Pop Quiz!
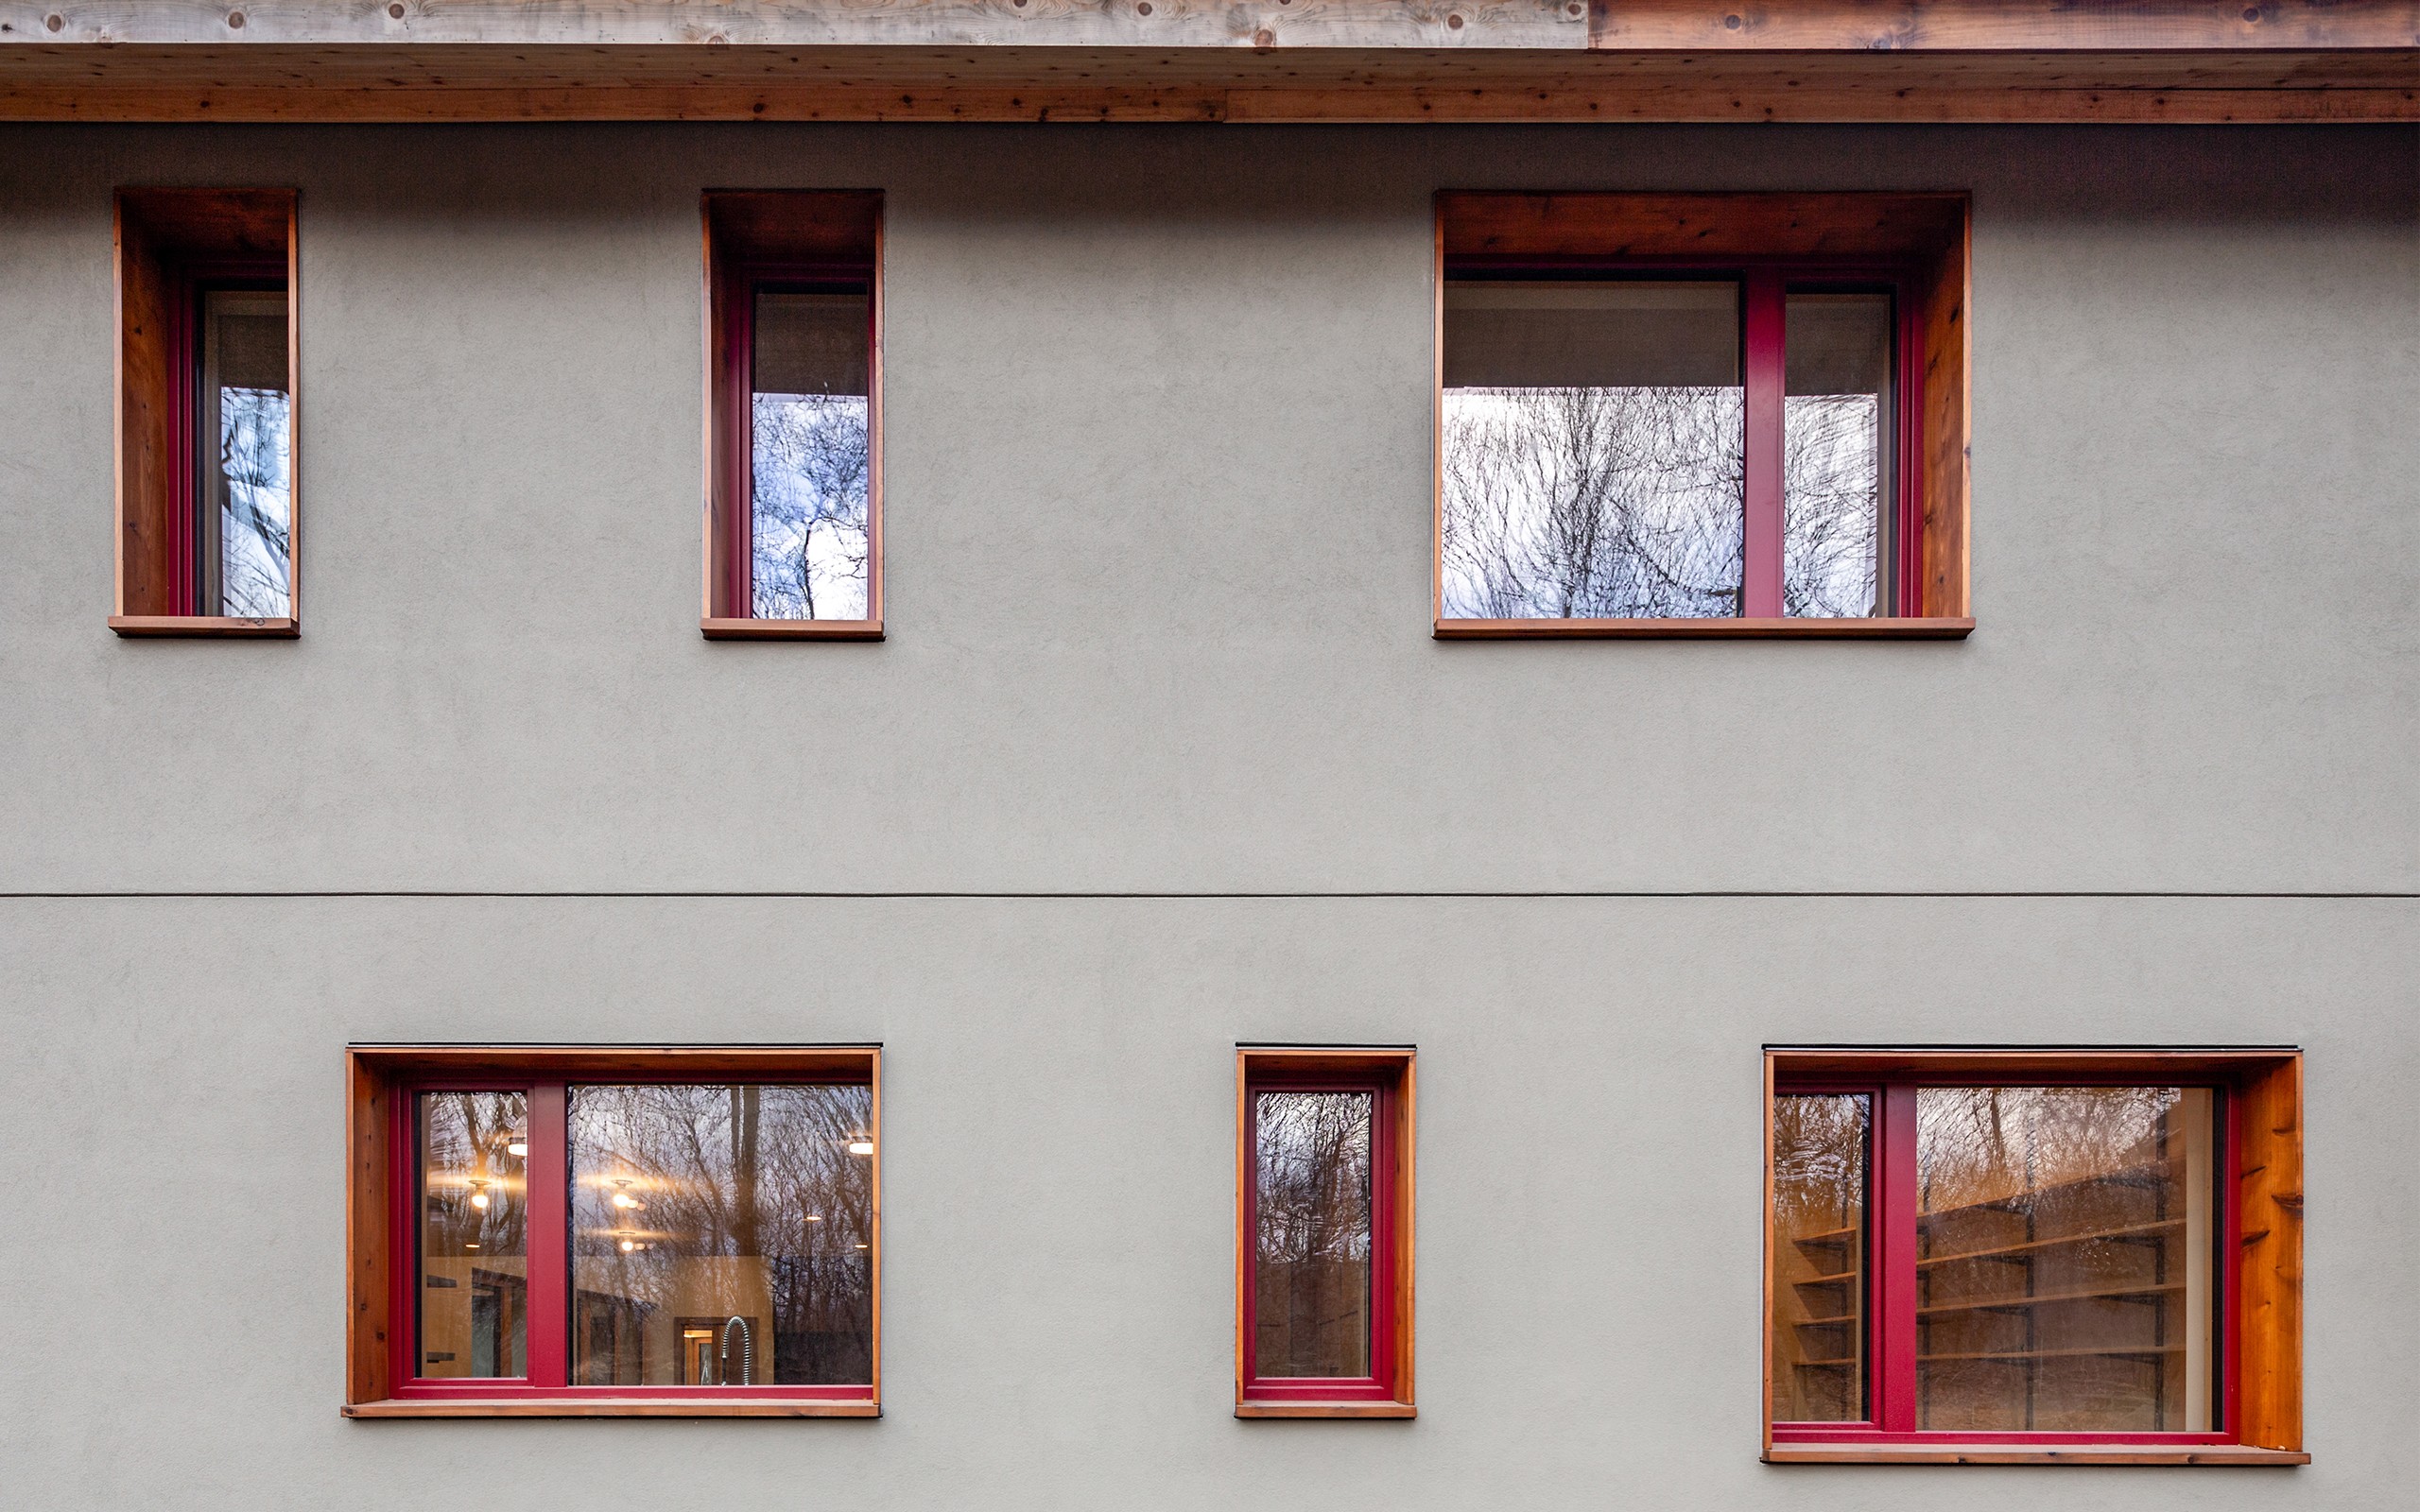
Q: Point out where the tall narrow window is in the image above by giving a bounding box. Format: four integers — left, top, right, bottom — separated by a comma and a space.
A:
704, 191, 883, 640
112, 187, 299, 636
1236, 1048, 1414, 1418
346, 1047, 881, 1418
1433, 193, 1970, 638
1763, 1050, 2307, 1466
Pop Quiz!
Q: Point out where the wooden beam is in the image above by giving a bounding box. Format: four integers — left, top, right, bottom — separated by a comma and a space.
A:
1591, 0, 2420, 52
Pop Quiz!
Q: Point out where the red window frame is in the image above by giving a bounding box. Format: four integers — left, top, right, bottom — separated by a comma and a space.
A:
1765, 1049, 2308, 1463
1440, 255, 1927, 620
165, 260, 289, 617
716, 260, 879, 625
348, 1047, 880, 1417
1236, 1047, 1416, 1418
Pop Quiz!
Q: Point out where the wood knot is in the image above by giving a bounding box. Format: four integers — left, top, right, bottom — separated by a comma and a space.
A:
228, 9, 246, 28
46, 12, 63, 31
1725, 13, 1742, 28
1254, 27, 1274, 47
1136, 1, 1151, 12
1447, 12, 1464, 27
389, 3, 405, 16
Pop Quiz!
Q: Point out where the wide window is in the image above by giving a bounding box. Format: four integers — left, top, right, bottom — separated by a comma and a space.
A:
347, 1047, 880, 1417
1433, 192, 1971, 639
702, 190, 883, 640
1236, 1047, 1415, 1418
1764, 1049, 2305, 1465
111, 187, 299, 636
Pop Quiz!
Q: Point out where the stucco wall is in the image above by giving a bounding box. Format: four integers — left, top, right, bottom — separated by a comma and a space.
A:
0, 124, 2413, 1509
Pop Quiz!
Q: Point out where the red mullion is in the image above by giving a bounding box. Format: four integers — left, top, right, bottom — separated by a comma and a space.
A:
1893, 275, 1926, 616
728, 269, 756, 618
525, 1080, 569, 1388
1239, 1073, 1397, 1402
168, 271, 199, 615
1875, 1084, 1920, 1433
2221, 1081, 2243, 1438
1740, 270, 1787, 618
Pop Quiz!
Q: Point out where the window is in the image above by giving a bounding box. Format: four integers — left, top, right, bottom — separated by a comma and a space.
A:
1236, 1047, 1415, 1418
702, 191, 882, 640
1765, 1048, 2305, 1465
346, 1046, 880, 1417
1433, 192, 1971, 639
111, 187, 299, 636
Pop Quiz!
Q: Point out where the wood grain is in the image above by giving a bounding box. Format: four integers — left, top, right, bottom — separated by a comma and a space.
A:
345, 1398, 882, 1418
1766, 1443, 2309, 1465
108, 615, 298, 637
1235, 1401, 1419, 1418
3, 43, 2411, 122
344, 1053, 391, 1406
2237, 1054, 2304, 1452
1591, 0, 2420, 52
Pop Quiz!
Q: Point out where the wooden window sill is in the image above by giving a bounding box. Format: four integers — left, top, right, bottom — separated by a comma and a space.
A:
109, 614, 298, 638
1765, 1443, 2307, 1467
701, 617, 884, 641
344, 1398, 880, 1419
1236, 1401, 1416, 1419
1435, 617, 1974, 641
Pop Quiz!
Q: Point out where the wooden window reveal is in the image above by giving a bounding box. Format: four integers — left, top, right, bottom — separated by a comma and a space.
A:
346, 1045, 882, 1418
702, 190, 884, 641
1236, 1047, 1416, 1418
112, 187, 300, 637
1763, 1048, 2305, 1466
1434, 192, 1972, 640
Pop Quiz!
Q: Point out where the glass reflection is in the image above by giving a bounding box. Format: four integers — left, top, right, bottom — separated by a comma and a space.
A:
1784, 293, 1892, 617
1917, 1086, 2218, 1432
752, 289, 871, 621
417, 1091, 528, 1379
569, 1084, 873, 1386
198, 288, 291, 618
1770, 1093, 1868, 1422
1442, 281, 1745, 619
1254, 1091, 1373, 1378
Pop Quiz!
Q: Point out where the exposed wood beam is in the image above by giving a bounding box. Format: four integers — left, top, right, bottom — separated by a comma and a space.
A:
0, 3, 2411, 123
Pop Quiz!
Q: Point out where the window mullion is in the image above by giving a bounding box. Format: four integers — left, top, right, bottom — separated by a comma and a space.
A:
1741, 269, 1788, 618
1876, 1084, 1920, 1432
526, 1079, 570, 1389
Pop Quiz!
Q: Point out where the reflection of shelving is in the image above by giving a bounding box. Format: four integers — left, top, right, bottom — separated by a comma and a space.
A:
1924, 1346, 2184, 1364
1919, 1219, 2183, 1271
1921, 1281, 2180, 1318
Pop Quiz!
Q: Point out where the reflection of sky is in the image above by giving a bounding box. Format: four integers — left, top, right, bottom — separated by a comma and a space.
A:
218, 387, 290, 617
752, 393, 869, 620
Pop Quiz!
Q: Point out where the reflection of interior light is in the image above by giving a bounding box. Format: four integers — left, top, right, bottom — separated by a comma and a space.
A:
612, 1193, 639, 1210
854, 1243, 869, 1250
507, 1142, 527, 1159
469, 1179, 491, 1211
804, 1214, 822, 1222
465, 1244, 480, 1250
618, 1239, 636, 1253
848, 1140, 874, 1156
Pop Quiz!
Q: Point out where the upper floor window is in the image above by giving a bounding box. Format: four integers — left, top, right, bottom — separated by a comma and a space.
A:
702, 191, 883, 640
347, 1046, 881, 1418
1765, 1048, 2306, 1465
1236, 1046, 1416, 1418
111, 188, 298, 636
1434, 193, 1972, 639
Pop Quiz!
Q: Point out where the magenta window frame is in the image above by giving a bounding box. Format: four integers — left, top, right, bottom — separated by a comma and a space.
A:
1238, 1068, 1403, 1405
721, 258, 877, 621
386, 1070, 876, 1403
1442, 254, 1928, 619
1771, 1070, 2244, 1448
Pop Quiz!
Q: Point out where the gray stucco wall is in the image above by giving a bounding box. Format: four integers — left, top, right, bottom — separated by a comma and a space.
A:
1, 124, 2413, 1509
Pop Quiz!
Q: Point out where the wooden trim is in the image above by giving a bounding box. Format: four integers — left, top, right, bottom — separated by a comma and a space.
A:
700, 190, 884, 637
1760, 1050, 1776, 1457
1590, 1, 2420, 52
1235, 1401, 1418, 1419
108, 614, 298, 637
112, 187, 298, 629
1236, 1046, 1417, 1415
1434, 616, 1975, 641
1766, 1443, 2308, 1466
2236, 1055, 2304, 1451
6, 44, 2411, 125
344, 1043, 882, 1415
344, 1398, 880, 1419
700, 617, 886, 641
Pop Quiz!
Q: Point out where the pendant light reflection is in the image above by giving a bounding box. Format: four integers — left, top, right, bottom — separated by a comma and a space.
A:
468, 1178, 491, 1211
847, 1136, 874, 1156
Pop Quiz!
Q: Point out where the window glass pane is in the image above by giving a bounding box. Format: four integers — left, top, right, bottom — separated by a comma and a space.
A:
417, 1091, 529, 1379
1916, 1087, 2219, 1432
752, 290, 871, 621
1442, 281, 1744, 619
1253, 1090, 1373, 1378
1783, 292, 1892, 618
199, 288, 290, 618
569, 1084, 874, 1386
1771, 1092, 1869, 1421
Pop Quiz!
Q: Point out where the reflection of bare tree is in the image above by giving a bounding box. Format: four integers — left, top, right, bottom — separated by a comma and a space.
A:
420, 1091, 529, 1379
1917, 1088, 2181, 1212
1443, 386, 1744, 619
1784, 394, 1882, 617
570, 1084, 872, 1386
1255, 1091, 1373, 1377
752, 395, 869, 620
1771, 1094, 1867, 1421
217, 387, 290, 617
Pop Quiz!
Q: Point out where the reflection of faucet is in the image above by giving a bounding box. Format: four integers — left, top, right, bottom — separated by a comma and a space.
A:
719, 1315, 754, 1386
